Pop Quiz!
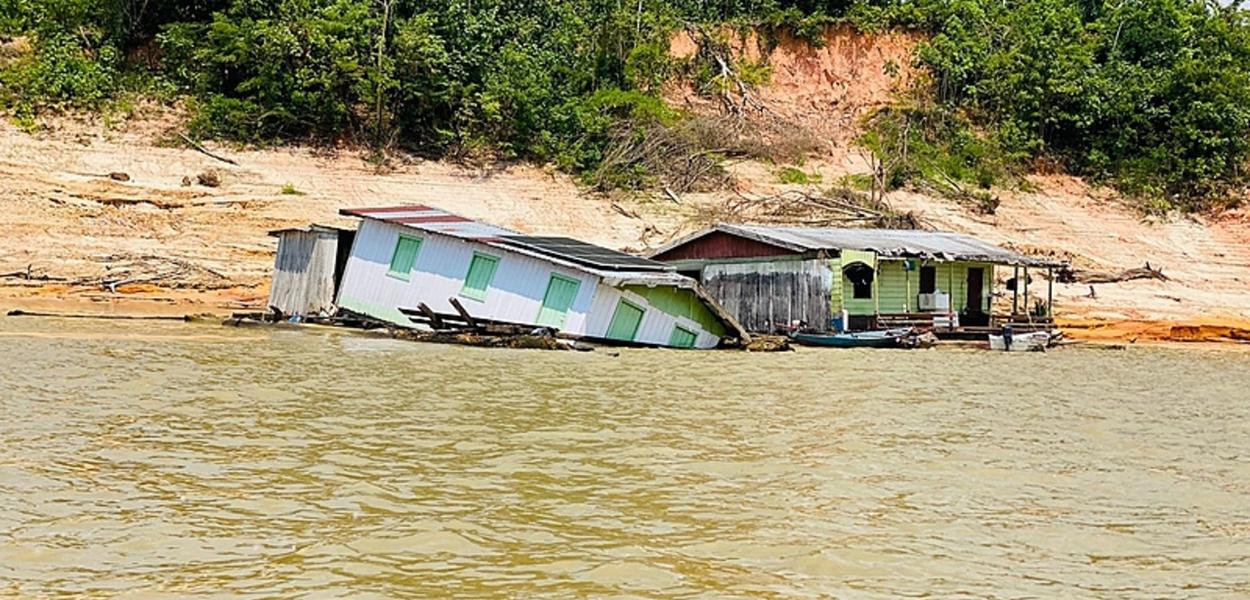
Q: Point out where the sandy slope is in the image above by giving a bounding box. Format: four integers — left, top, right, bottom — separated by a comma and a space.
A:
2, 118, 1246, 343
0, 119, 708, 315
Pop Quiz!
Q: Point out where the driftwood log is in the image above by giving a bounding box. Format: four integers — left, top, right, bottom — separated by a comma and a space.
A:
1057, 262, 1169, 284
178, 133, 240, 166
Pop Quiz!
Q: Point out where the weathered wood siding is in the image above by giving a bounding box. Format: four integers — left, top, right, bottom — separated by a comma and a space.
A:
702, 259, 834, 333
268, 230, 342, 316
336, 220, 728, 348
652, 231, 796, 261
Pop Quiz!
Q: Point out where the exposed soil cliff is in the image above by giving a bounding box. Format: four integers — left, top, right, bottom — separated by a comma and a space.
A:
1, 26, 1247, 344
665, 25, 920, 156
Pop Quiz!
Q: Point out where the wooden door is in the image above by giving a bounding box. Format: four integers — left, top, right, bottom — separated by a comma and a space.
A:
536, 274, 581, 329
605, 299, 645, 342
965, 267, 986, 325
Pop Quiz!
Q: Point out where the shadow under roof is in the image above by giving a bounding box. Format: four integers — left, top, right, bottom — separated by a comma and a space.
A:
499, 236, 670, 272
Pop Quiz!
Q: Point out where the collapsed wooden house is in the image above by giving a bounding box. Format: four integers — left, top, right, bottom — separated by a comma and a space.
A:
269, 205, 748, 348
649, 224, 1066, 336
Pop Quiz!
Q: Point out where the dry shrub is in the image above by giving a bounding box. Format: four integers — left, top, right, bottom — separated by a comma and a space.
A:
706, 187, 922, 229
593, 119, 732, 193
593, 114, 822, 193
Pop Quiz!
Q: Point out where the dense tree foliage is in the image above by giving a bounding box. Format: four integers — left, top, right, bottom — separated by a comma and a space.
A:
903, 0, 1250, 207
1, 0, 1248, 208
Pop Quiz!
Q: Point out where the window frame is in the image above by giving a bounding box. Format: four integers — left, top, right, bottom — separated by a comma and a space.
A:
606, 298, 646, 342
459, 252, 501, 302
669, 325, 699, 349
386, 234, 423, 282
919, 265, 937, 294
535, 273, 582, 329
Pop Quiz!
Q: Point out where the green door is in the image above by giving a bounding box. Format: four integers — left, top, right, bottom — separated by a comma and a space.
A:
535, 274, 581, 329
605, 299, 645, 342
668, 325, 698, 348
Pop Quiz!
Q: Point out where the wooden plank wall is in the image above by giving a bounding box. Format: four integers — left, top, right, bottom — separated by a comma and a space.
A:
703, 259, 834, 333
268, 230, 341, 316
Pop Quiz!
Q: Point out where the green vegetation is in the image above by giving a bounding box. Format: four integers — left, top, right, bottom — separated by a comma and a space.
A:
877, 0, 1250, 210
2, 0, 1248, 210
778, 166, 823, 185
280, 183, 304, 196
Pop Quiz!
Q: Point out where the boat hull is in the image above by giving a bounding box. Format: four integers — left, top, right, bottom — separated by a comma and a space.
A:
988, 331, 1052, 352
791, 329, 913, 349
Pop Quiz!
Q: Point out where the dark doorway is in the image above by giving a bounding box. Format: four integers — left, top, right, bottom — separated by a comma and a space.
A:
919, 265, 937, 294
964, 267, 988, 326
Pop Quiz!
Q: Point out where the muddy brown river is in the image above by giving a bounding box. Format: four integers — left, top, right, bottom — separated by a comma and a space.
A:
1, 318, 1248, 598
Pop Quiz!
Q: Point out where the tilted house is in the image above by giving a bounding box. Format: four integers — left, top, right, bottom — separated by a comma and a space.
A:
331, 205, 748, 348
649, 224, 1066, 334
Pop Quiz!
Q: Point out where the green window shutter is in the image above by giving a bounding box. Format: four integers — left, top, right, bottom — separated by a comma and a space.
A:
387, 235, 422, 281
535, 274, 581, 329
460, 253, 500, 301
668, 325, 698, 348
605, 299, 645, 342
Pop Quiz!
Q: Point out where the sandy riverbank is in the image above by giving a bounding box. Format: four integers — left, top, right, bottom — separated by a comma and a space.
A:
2, 113, 1248, 346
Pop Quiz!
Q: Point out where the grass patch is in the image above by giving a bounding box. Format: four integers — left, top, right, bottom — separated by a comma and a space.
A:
280, 183, 305, 196
777, 166, 822, 185
837, 173, 874, 191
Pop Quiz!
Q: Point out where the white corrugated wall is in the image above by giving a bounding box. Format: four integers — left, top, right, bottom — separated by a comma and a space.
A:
268, 230, 340, 316
336, 220, 596, 331
583, 286, 721, 348
335, 220, 724, 348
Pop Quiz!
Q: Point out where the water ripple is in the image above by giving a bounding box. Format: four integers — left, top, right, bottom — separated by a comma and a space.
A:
1, 319, 1249, 598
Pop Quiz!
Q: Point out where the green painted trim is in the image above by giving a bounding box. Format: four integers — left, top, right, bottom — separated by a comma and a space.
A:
386, 235, 422, 282
459, 252, 500, 302
622, 285, 727, 338
337, 294, 411, 327
605, 299, 646, 342
536, 273, 581, 329
668, 325, 698, 348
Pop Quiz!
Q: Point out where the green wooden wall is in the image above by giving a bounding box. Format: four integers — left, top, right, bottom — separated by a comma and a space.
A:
623, 285, 728, 338
829, 251, 995, 316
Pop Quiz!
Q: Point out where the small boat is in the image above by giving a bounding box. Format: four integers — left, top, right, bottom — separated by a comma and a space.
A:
791, 328, 916, 349
988, 330, 1053, 352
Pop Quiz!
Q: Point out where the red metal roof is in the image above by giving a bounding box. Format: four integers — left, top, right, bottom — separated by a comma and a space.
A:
339, 205, 518, 240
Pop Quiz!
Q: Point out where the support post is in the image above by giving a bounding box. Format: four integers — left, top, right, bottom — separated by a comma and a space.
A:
905, 260, 911, 313
873, 257, 880, 324
1047, 267, 1054, 319
948, 265, 955, 324
1022, 267, 1030, 319
1012, 265, 1019, 316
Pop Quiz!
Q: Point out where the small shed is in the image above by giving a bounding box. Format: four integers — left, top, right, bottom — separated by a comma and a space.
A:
267, 225, 356, 317
650, 224, 1067, 335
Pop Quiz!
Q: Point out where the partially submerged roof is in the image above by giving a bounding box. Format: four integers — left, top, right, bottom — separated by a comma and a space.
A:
341, 205, 517, 241
267, 224, 355, 237
340, 205, 676, 276
651, 224, 1066, 268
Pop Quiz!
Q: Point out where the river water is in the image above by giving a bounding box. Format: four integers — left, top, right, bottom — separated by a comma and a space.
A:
1, 318, 1248, 598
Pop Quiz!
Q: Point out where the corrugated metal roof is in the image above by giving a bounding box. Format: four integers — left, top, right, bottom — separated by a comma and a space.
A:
340, 204, 685, 282
653, 224, 1066, 268
267, 224, 356, 237
341, 205, 519, 241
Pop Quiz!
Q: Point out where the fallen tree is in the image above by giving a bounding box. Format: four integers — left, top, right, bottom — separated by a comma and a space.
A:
1056, 262, 1170, 284
720, 188, 923, 229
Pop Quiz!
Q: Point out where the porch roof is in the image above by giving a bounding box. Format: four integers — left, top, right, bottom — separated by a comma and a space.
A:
652, 224, 1067, 268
